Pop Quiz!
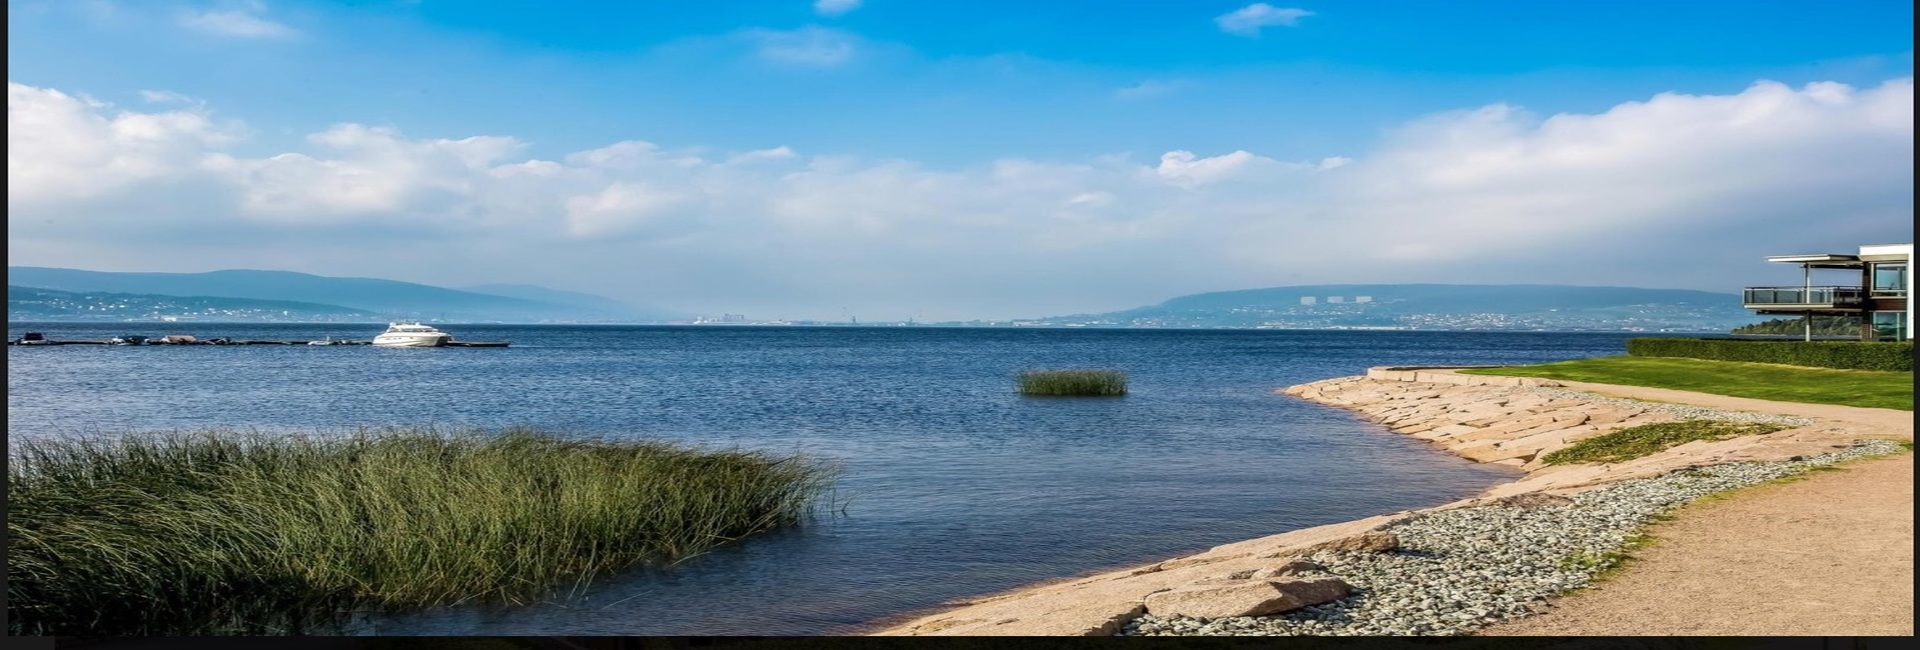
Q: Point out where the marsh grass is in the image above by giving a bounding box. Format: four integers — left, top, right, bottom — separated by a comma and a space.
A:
1017, 369, 1128, 396
7, 428, 838, 636
1540, 420, 1788, 466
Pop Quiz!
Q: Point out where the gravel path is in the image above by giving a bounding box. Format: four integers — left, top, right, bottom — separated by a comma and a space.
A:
1121, 439, 1906, 637
1483, 451, 1914, 636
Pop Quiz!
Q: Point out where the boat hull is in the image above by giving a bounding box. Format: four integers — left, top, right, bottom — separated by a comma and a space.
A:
371, 335, 450, 348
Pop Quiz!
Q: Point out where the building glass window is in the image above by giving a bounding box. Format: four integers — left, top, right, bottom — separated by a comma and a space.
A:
1871, 263, 1906, 295
1871, 311, 1907, 340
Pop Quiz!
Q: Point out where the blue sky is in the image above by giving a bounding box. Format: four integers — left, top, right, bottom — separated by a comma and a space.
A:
7, 1, 1916, 320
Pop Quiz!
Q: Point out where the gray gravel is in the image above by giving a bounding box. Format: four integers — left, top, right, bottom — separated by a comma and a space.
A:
1526, 386, 1814, 427
1121, 438, 1904, 637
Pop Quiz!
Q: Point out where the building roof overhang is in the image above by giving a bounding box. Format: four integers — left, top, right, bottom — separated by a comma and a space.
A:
1766, 253, 1865, 268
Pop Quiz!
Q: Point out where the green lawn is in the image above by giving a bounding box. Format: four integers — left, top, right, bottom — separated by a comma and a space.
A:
1459, 356, 1914, 411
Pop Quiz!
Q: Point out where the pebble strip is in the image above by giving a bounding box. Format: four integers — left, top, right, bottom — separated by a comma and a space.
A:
1121, 439, 1904, 637
1526, 386, 1814, 427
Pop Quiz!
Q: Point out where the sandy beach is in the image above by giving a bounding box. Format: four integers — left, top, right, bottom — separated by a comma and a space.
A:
872, 367, 1915, 636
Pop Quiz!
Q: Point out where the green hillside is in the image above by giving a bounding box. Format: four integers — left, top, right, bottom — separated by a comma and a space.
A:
8, 286, 378, 322
7, 267, 679, 322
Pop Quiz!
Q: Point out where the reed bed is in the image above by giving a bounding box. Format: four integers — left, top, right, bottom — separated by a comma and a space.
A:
6, 428, 839, 636
1016, 369, 1128, 396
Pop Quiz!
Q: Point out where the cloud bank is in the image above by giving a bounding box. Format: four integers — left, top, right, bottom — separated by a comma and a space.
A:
7, 78, 1913, 320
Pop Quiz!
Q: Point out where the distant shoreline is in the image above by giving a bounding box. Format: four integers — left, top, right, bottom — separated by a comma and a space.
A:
7, 319, 1746, 334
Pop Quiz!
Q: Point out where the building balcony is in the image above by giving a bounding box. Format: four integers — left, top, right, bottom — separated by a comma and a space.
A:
1743, 286, 1866, 311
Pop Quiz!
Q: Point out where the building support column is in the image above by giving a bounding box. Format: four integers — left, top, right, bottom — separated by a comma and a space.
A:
1802, 262, 1814, 342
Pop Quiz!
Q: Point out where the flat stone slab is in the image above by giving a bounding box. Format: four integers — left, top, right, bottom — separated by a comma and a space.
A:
1144, 577, 1353, 619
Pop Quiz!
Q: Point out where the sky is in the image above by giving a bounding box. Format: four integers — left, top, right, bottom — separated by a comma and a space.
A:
6, 0, 1915, 321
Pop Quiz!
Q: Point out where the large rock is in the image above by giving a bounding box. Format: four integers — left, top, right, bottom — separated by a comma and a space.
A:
1492, 492, 1575, 508
1143, 577, 1353, 619
1263, 557, 1326, 578
1291, 530, 1400, 555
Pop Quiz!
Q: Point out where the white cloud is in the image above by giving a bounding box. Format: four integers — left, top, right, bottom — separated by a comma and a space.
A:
7, 82, 238, 206
1153, 150, 1305, 188
7, 78, 1913, 319
743, 27, 858, 67
564, 182, 692, 237
220, 124, 525, 220
813, 0, 862, 17
179, 2, 297, 39
137, 89, 198, 105
1215, 4, 1313, 37
729, 146, 799, 163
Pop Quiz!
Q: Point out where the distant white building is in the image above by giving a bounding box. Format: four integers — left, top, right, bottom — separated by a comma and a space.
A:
1299, 296, 1317, 306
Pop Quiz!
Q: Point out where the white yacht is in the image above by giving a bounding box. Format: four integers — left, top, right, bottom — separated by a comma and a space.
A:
371, 322, 453, 348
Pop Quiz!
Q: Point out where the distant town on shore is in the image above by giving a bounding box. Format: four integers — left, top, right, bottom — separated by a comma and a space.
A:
8, 266, 1763, 333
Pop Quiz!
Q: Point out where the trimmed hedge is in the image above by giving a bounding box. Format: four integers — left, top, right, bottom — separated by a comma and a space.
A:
1626, 338, 1914, 371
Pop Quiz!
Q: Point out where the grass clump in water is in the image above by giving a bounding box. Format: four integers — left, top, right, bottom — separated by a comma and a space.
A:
1540, 420, 1788, 466
1017, 369, 1128, 396
7, 428, 839, 636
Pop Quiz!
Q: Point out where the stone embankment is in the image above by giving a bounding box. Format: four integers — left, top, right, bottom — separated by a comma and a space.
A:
873, 367, 1900, 637
1284, 368, 1854, 499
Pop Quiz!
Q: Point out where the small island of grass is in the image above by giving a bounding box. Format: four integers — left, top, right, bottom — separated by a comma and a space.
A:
7, 428, 838, 636
1018, 369, 1128, 396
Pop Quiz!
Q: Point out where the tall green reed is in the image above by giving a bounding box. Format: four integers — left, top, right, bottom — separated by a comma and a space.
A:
7, 428, 838, 635
1016, 369, 1128, 396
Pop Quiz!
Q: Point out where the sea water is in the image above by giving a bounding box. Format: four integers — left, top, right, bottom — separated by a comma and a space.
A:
6, 324, 1636, 635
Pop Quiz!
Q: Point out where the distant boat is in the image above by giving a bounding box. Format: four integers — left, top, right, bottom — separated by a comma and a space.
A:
14, 332, 59, 345
307, 337, 345, 346
372, 322, 453, 348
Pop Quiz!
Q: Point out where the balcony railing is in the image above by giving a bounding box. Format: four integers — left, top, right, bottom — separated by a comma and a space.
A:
1743, 286, 1866, 309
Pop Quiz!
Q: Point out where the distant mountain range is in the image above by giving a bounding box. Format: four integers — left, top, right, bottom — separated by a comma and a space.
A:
7, 269, 1767, 331
1032, 284, 1763, 332
6, 267, 686, 323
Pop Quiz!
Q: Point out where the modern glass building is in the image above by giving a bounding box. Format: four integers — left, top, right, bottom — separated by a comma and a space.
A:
1742, 243, 1911, 341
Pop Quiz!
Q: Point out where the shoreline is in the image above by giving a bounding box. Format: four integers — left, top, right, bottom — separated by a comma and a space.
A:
870, 367, 1913, 636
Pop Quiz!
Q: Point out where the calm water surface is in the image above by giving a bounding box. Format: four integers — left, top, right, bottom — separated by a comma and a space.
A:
6, 324, 1635, 635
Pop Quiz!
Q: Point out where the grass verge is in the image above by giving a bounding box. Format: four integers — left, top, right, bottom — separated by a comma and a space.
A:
1558, 532, 1658, 578
1017, 369, 1128, 396
1540, 420, 1788, 465
1460, 356, 1914, 411
7, 428, 839, 636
